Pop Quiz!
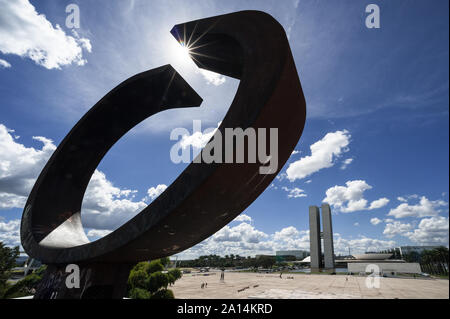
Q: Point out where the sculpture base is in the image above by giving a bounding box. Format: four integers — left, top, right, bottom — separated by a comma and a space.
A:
34, 263, 133, 299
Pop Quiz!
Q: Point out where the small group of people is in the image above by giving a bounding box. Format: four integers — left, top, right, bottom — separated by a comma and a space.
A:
201, 282, 208, 289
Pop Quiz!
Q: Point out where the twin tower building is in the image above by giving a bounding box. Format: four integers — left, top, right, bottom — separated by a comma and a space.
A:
309, 204, 335, 271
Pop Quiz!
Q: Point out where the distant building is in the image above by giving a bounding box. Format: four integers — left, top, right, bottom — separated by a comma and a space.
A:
398, 246, 442, 257
276, 250, 309, 259
352, 253, 392, 260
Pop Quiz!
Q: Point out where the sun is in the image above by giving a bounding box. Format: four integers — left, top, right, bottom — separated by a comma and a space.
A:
169, 38, 193, 68
177, 41, 191, 59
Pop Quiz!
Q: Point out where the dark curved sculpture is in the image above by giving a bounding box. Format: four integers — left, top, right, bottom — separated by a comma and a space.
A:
21, 10, 306, 298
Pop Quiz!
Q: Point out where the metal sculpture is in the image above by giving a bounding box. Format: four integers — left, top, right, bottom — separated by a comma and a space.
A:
20, 10, 306, 298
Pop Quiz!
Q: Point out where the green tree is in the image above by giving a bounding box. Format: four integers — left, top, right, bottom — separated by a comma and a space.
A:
128, 269, 148, 290
0, 243, 19, 298
3, 272, 42, 298
168, 268, 182, 280
133, 261, 151, 273
129, 287, 151, 299
147, 260, 164, 274
160, 257, 171, 268
147, 271, 169, 293
127, 259, 181, 299
257, 255, 276, 269
150, 288, 174, 299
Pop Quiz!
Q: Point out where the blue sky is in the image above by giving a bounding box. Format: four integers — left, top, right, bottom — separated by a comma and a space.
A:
0, 0, 448, 259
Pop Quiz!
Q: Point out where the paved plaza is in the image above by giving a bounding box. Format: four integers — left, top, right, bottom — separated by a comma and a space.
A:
171, 271, 449, 299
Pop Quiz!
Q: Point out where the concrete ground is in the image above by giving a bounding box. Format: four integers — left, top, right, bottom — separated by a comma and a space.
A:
171, 271, 449, 299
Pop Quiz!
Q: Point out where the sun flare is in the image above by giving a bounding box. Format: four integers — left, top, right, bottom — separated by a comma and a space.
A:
169, 38, 193, 68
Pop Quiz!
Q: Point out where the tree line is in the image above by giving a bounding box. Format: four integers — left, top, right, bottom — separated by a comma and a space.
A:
402, 246, 449, 276
177, 254, 295, 269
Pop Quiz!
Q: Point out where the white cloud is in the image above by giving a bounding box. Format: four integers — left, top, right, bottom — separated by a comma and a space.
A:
233, 214, 252, 223
383, 221, 412, 238
404, 216, 449, 245
176, 220, 399, 259
340, 158, 353, 170
80, 170, 147, 231
353, 222, 359, 226
369, 197, 390, 210
274, 226, 300, 241
0, 124, 56, 209
282, 186, 307, 198
276, 173, 287, 181
86, 229, 113, 238
212, 222, 268, 244
323, 180, 389, 213
180, 130, 215, 150
305, 179, 312, 184
178, 122, 221, 152
198, 69, 226, 86
145, 184, 167, 201
0, 0, 91, 69
370, 217, 382, 225
286, 130, 351, 181
0, 219, 20, 246
0, 58, 11, 68
291, 150, 300, 155
388, 196, 448, 219
397, 196, 407, 202
333, 234, 396, 255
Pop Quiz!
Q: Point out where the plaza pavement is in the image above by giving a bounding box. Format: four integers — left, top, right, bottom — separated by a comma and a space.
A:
171, 271, 449, 299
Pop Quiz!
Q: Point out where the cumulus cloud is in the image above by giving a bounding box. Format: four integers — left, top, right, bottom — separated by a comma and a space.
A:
0, 58, 11, 68
370, 217, 382, 225
176, 220, 400, 260
286, 130, 351, 181
323, 180, 389, 213
145, 184, 167, 201
213, 222, 268, 244
340, 158, 353, 170
369, 197, 390, 210
274, 226, 301, 241
333, 234, 396, 255
0, 124, 56, 209
0, 219, 20, 246
282, 186, 307, 198
388, 196, 448, 219
404, 216, 449, 245
86, 229, 113, 238
177, 122, 221, 152
383, 221, 413, 238
233, 214, 252, 223
198, 69, 226, 86
0, 0, 91, 69
80, 170, 147, 231
180, 129, 216, 150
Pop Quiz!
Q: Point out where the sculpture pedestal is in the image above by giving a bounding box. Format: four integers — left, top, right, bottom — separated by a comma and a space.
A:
34, 263, 133, 299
